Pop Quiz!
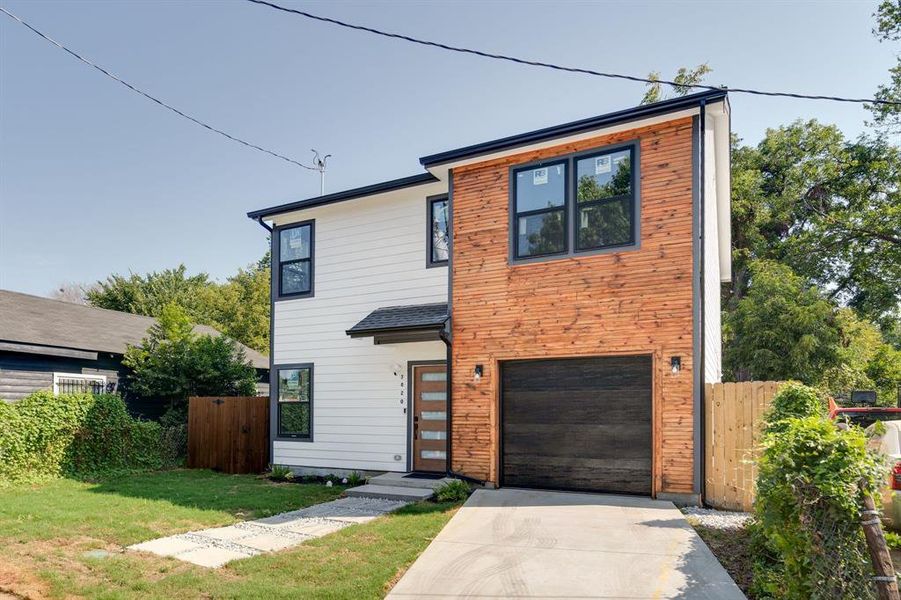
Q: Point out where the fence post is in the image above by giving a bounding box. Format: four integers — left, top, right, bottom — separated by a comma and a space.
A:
860, 480, 900, 600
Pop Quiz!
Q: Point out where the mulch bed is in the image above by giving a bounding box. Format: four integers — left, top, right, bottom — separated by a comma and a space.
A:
692, 523, 755, 597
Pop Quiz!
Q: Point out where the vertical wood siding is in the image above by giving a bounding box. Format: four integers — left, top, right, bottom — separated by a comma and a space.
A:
450, 117, 697, 494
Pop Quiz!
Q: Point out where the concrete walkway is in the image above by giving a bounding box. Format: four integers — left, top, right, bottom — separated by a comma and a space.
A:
129, 496, 408, 567
389, 488, 746, 599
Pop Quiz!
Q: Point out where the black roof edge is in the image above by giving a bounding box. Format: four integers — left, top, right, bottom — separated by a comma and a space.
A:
346, 321, 447, 337
247, 172, 439, 220
419, 89, 728, 167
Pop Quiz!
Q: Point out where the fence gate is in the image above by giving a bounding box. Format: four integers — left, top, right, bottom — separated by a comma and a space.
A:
187, 396, 269, 474
704, 381, 783, 511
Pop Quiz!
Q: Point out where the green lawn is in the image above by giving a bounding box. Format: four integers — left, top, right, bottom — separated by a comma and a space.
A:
0, 469, 458, 599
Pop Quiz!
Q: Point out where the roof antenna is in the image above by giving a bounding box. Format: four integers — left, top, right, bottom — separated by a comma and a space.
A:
311, 149, 331, 196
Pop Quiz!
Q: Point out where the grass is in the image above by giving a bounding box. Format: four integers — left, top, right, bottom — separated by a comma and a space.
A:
0, 469, 459, 599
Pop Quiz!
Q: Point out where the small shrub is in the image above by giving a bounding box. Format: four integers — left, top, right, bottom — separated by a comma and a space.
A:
268, 464, 294, 482
434, 479, 471, 503
884, 531, 901, 550
346, 471, 366, 487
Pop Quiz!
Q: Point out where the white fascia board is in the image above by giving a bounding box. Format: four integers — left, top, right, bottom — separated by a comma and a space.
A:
706, 100, 732, 282
271, 180, 449, 227
424, 108, 701, 181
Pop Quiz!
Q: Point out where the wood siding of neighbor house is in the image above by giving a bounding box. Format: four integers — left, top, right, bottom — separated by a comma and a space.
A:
450, 116, 698, 495
271, 182, 448, 473
0, 352, 123, 402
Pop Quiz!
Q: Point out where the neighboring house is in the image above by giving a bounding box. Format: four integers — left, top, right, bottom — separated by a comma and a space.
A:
248, 90, 731, 504
0, 290, 270, 417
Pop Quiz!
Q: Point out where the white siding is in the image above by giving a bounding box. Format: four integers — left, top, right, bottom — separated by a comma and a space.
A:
703, 115, 723, 383
271, 183, 448, 472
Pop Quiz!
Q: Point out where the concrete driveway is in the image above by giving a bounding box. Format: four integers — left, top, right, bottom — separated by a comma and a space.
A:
388, 488, 745, 599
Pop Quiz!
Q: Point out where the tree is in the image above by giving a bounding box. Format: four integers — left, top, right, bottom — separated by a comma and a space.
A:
868, 0, 901, 134
730, 121, 901, 331
87, 265, 214, 320
641, 64, 712, 105
199, 253, 271, 354
724, 260, 841, 382
123, 303, 257, 420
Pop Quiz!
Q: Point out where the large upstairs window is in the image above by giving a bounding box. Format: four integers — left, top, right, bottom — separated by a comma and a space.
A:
276, 221, 314, 299
510, 142, 638, 262
428, 196, 449, 266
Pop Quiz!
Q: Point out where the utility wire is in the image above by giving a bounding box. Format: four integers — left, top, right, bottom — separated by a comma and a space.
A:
0, 6, 317, 170
246, 0, 901, 107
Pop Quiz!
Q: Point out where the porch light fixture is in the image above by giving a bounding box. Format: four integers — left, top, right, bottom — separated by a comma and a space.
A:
474, 364, 483, 382
670, 356, 681, 374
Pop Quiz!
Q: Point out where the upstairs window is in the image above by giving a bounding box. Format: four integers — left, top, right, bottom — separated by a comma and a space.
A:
575, 147, 635, 251
277, 222, 313, 298
513, 161, 568, 258
277, 365, 312, 439
428, 196, 449, 266
510, 142, 638, 262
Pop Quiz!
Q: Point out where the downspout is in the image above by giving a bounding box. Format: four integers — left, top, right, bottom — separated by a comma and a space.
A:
255, 216, 273, 232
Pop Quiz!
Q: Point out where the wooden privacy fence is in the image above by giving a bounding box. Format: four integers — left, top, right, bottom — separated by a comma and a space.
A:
187, 396, 269, 474
705, 381, 783, 511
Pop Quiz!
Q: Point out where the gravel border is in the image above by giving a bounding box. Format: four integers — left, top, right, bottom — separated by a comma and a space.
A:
682, 506, 752, 530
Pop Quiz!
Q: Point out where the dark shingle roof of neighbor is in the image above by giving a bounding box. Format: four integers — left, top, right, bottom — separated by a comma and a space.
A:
346, 302, 448, 336
0, 290, 268, 369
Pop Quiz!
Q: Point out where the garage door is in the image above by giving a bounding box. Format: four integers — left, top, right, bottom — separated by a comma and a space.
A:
501, 356, 652, 495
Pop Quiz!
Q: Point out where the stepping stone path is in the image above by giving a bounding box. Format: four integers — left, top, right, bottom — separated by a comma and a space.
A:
128, 496, 408, 568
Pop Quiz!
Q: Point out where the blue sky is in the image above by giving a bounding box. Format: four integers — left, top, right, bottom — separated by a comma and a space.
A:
0, 0, 893, 297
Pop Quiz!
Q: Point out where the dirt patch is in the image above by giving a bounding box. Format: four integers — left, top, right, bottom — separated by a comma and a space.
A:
692, 524, 754, 597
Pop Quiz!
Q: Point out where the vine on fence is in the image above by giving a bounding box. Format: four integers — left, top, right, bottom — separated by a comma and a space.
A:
0, 391, 184, 484
751, 382, 886, 599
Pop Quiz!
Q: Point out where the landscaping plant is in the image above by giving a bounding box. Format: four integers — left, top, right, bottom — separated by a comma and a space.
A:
268, 464, 294, 482
434, 479, 471, 503
0, 391, 180, 484
751, 383, 885, 599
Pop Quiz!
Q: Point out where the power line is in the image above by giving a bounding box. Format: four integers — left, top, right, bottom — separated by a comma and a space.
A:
246, 0, 901, 107
0, 6, 317, 171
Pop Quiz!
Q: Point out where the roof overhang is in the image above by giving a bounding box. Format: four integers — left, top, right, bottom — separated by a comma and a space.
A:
0, 340, 99, 361
247, 173, 439, 222
346, 303, 448, 345
419, 90, 728, 181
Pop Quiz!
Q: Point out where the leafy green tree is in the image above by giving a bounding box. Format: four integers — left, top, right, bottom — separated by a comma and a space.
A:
199, 253, 270, 354
724, 260, 841, 382
87, 265, 214, 321
730, 121, 900, 331
641, 64, 712, 105
123, 303, 257, 420
868, 0, 901, 133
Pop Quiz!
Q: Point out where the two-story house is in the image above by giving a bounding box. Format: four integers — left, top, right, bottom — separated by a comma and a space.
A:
248, 89, 731, 504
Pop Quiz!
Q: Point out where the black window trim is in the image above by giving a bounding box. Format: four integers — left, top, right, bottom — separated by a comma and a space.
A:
573, 144, 638, 253
511, 157, 570, 260
426, 194, 449, 268
274, 220, 315, 300
273, 362, 314, 441
508, 139, 641, 265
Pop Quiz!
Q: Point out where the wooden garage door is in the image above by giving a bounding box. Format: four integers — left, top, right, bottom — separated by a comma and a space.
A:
501, 356, 652, 495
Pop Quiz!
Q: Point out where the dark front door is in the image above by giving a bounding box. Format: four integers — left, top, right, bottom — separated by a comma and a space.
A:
501, 355, 652, 495
412, 364, 448, 473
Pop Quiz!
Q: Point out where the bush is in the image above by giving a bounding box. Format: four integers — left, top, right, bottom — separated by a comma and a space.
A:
763, 381, 825, 434
0, 391, 181, 484
268, 464, 294, 482
434, 479, 471, 503
751, 383, 885, 600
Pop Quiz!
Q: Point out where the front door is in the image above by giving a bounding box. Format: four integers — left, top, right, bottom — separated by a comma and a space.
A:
412, 364, 448, 472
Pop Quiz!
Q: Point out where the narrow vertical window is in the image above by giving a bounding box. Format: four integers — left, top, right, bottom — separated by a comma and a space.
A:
513, 161, 567, 258
575, 147, 635, 251
277, 365, 312, 439
428, 197, 449, 265
277, 223, 313, 298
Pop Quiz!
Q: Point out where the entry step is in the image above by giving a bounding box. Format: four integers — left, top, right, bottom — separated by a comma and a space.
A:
344, 484, 434, 502
369, 472, 455, 490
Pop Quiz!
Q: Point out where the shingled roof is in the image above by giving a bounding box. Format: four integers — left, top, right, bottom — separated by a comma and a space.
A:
0, 290, 268, 369
346, 302, 448, 336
